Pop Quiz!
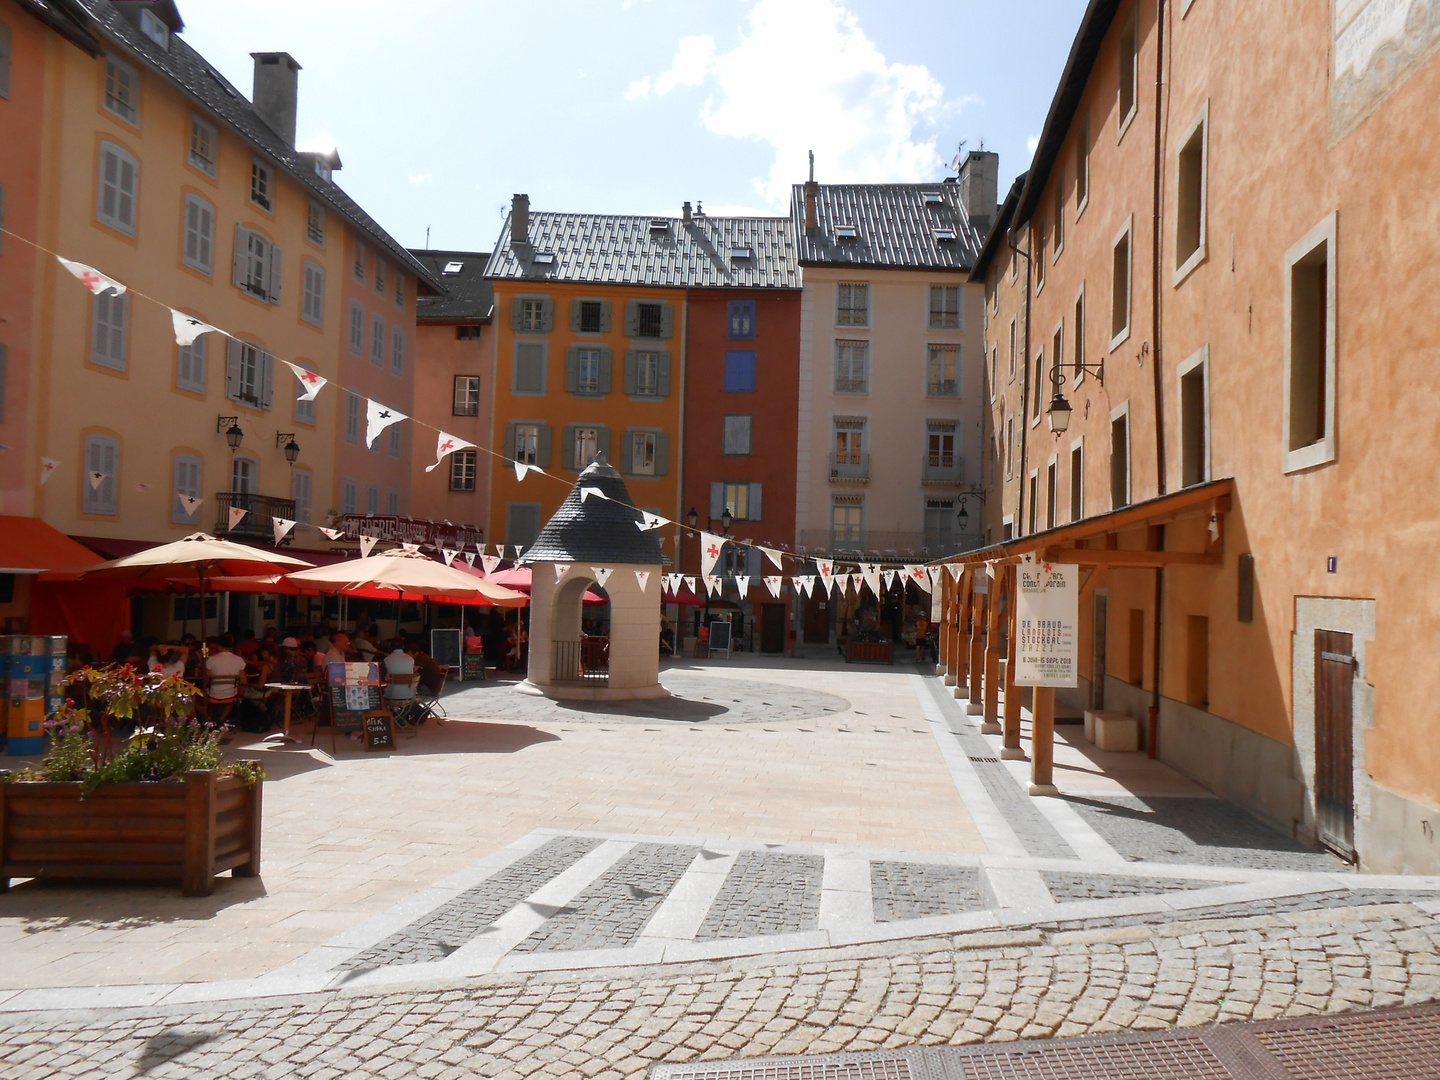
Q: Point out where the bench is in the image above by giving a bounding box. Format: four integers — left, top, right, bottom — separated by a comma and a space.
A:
1084, 709, 1139, 752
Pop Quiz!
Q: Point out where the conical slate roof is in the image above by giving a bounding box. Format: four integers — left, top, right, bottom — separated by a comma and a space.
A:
519, 454, 671, 566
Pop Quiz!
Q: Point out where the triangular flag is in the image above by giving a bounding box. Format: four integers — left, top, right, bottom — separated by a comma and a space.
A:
555, 563, 570, 581
834, 574, 849, 596
927, 566, 943, 590
402, 543, 421, 553
57, 255, 125, 296
791, 576, 804, 595
170, 309, 221, 347
908, 565, 931, 592
637, 511, 667, 532
426, 430, 476, 472
40, 457, 60, 485
514, 460, 541, 482
228, 506, 248, 530
481, 553, 501, 575
705, 574, 722, 597
683, 575, 697, 594
591, 567, 612, 587
764, 576, 783, 599
359, 535, 379, 557
283, 360, 327, 401
510, 544, 524, 560
948, 563, 964, 581
87, 470, 107, 491
734, 575, 750, 596
366, 399, 407, 449
883, 569, 896, 587
862, 564, 883, 597
760, 546, 784, 571
634, 570, 650, 591
463, 552, 476, 568
442, 548, 459, 566
852, 573, 865, 594
580, 486, 605, 503
320, 527, 345, 540
815, 560, 834, 593
699, 531, 725, 578
804, 575, 817, 597
179, 495, 202, 515
272, 517, 296, 545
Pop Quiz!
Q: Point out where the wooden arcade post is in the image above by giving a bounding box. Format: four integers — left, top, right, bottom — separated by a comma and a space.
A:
981, 566, 1003, 735
966, 586, 984, 714
1028, 685, 1058, 796
1001, 566, 1026, 760
951, 569, 972, 699
940, 570, 956, 685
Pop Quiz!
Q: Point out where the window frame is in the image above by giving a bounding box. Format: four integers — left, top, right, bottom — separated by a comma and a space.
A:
1069, 437, 1084, 523
633, 349, 661, 396
635, 301, 664, 339
102, 55, 139, 125
348, 301, 363, 354
1110, 215, 1134, 350
1073, 285, 1087, 386
513, 340, 547, 395
1117, 6, 1139, 140
90, 291, 128, 371
1173, 101, 1210, 285
926, 343, 960, 397
291, 467, 312, 525
834, 339, 869, 394
301, 259, 325, 327
391, 326, 405, 375
1177, 344, 1210, 487
630, 431, 658, 476
927, 284, 961, 329
1282, 212, 1338, 474
452, 375, 481, 416
727, 300, 756, 339
1110, 401, 1131, 509
836, 282, 869, 327
370, 312, 385, 367
449, 449, 478, 492
173, 452, 202, 526
175, 330, 206, 394
249, 157, 274, 213
1074, 114, 1090, 219
293, 362, 317, 426
723, 349, 756, 392
83, 433, 120, 515
306, 198, 325, 246
722, 414, 752, 456
97, 140, 138, 236
188, 114, 217, 177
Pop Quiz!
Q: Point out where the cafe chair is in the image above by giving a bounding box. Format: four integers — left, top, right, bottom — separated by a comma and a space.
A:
204, 674, 242, 726
412, 672, 448, 725
386, 671, 422, 737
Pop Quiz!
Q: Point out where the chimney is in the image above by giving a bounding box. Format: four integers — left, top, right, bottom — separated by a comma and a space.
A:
511, 194, 530, 247
250, 52, 301, 147
682, 201, 692, 223
804, 149, 818, 234
956, 149, 1000, 236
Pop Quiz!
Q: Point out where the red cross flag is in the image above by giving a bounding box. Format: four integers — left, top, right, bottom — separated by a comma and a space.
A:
634, 570, 650, 591
227, 506, 248, 530
39, 457, 60, 486
425, 430, 476, 473
57, 255, 126, 296
700, 531, 725, 579
283, 360, 327, 402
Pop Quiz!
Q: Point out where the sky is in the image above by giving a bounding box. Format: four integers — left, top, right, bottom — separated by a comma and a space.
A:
178, 0, 1087, 255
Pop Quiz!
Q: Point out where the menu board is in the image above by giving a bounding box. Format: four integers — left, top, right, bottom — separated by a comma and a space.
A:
1012, 563, 1079, 688
363, 710, 396, 752
328, 662, 381, 733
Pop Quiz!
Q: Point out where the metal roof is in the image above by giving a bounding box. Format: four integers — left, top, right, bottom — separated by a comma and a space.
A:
484, 212, 800, 290
968, 173, 1027, 281
74, 0, 445, 294
790, 183, 983, 271
519, 455, 671, 567
409, 250, 495, 323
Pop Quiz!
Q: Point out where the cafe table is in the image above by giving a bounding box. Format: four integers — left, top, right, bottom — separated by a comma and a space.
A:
262, 682, 311, 744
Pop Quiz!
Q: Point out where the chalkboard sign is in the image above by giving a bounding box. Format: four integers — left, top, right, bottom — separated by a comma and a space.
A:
708, 620, 732, 656
462, 652, 485, 681
430, 629, 462, 672
328, 662, 381, 734
362, 710, 396, 752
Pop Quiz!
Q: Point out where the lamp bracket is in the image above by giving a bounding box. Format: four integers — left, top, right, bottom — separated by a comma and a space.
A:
216, 415, 239, 434
275, 432, 296, 448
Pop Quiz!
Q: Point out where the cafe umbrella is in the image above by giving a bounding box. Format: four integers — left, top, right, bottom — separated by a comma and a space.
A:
282, 548, 527, 606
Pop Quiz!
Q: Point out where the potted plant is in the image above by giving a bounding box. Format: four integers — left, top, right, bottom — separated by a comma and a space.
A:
1, 665, 264, 897
845, 624, 895, 665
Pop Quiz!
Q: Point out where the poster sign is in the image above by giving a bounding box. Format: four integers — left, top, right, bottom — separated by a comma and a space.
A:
1013, 562, 1079, 688
327, 662, 381, 733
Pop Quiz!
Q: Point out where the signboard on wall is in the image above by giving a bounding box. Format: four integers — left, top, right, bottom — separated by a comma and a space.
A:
1013, 562, 1079, 688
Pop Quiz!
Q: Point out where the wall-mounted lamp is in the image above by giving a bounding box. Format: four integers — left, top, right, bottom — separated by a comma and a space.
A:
216, 415, 244, 450
1046, 357, 1106, 434
956, 491, 986, 530
276, 432, 301, 465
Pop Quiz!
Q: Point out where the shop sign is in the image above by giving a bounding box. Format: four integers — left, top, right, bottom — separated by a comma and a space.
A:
1013, 562, 1079, 688
336, 515, 483, 551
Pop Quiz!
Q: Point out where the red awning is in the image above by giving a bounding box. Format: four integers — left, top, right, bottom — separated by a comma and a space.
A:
0, 518, 107, 574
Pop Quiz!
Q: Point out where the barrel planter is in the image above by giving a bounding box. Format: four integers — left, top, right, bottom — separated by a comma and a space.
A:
0, 770, 261, 897
845, 641, 895, 665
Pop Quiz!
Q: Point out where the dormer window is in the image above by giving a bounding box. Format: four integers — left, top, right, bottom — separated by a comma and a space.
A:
138, 9, 169, 49
313, 159, 331, 182
933, 228, 957, 242
532, 252, 556, 265
834, 224, 858, 239
730, 245, 753, 260
648, 219, 670, 233
443, 261, 464, 275
922, 191, 944, 206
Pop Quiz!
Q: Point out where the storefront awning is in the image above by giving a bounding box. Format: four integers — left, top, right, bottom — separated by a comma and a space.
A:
0, 517, 108, 574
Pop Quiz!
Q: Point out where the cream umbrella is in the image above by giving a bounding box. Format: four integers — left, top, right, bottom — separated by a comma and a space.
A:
282, 548, 527, 606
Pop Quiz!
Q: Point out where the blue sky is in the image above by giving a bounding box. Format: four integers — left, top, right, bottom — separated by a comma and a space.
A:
179, 0, 1086, 254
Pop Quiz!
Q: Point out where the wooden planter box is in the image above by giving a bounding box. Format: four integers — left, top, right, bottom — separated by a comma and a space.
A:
845, 641, 894, 665
0, 770, 261, 897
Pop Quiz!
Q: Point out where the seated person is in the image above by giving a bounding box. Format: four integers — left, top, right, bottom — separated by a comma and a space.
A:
354, 630, 381, 662
272, 638, 308, 685
407, 641, 446, 694
204, 639, 248, 718
322, 632, 351, 668
151, 646, 186, 679
111, 630, 137, 664
384, 642, 416, 701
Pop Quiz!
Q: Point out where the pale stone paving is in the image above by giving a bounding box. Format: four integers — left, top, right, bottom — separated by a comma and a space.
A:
3, 899, 1438, 1079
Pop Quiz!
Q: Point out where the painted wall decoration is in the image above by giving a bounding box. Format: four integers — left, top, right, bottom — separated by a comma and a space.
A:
1332, 0, 1440, 135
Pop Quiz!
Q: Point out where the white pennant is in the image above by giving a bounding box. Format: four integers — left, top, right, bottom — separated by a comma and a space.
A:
320, 527, 346, 540
57, 255, 125, 296
272, 517, 296, 544
228, 506, 248, 530
815, 559, 834, 594
366, 399, 408, 448
134, 482, 152, 493
947, 563, 963, 581
861, 563, 883, 597
514, 460, 541, 482
803, 575, 817, 597
835, 574, 849, 597
171, 309, 222, 346
591, 567, 612, 587
87, 470, 107, 491
699, 531, 725, 578
442, 548, 459, 566
463, 552, 476, 568
683, 575, 697, 594
705, 574, 722, 597
425, 430, 476, 472
40, 457, 60, 485
883, 569, 896, 588
791, 576, 804, 596
636, 511, 667, 532
734, 575, 750, 595
764, 575, 783, 599
634, 570, 650, 591
852, 573, 865, 594
908, 564, 931, 592
359, 535, 380, 557
510, 544, 524, 560
555, 563, 570, 581
580, 486, 605, 503
283, 360, 327, 401
402, 543, 421, 553
179, 495, 202, 515
760, 546, 784, 571
481, 553, 502, 575
927, 565, 943, 590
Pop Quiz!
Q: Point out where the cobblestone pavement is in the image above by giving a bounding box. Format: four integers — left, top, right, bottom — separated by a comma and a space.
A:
695, 852, 824, 941
1041, 871, 1226, 903
870, 863, 985, 923
3, 896, 1439, 1079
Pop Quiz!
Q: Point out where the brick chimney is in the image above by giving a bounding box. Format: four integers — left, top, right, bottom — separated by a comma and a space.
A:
804, 149, 818, 235
511, 193, 530, 247
250, 52, 301, 147
956, 150, 999, 236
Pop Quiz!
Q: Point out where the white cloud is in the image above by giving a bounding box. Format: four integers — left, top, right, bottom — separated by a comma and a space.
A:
625, 75, 651, 100
655, 34, 715, 95
408, 173, 434, 185
1026, 134, 1040, 158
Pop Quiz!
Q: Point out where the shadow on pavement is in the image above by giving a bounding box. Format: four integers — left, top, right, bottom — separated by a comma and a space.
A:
1, 872, 269, 926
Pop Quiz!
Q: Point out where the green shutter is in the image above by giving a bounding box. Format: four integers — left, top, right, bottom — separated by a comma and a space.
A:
599, 348, 613, 393
655, 432, 669, 476
623, 350, 637, 394
564, 347, 578, 392
659, 300, 675, 339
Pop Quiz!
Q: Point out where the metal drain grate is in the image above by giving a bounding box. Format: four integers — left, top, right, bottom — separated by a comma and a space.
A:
969, 755, 1001, 763
951, 1036, 1231, 1078
652, 1058, 908, 1079
1254, 1011, 1440, 1079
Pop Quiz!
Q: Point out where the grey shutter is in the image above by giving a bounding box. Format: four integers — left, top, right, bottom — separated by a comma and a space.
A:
597, 427, 610, 461
561, 424, 578, 470
510, 298, 522, 330
225, 337, 241, 401
569, 299, 581, 331
623, 350, 636, 394
260, 351, 275, 408
746, 547, 761, 576
619, 428, 634, 473
503, 422, 516, 458
540, 297, 554, 331
598, 349, 613, 393
623, 300, 638, 337
267, 242, 282, 304
659, 300, 675, 340
599, 300, 612, 332
536, 423, 552, 468
710, 481, 724, 519
564, 347, 578, 392
657, 351, 671, 396
231, 223, 246, 287
655, 431, 669, 476
748, 482, 762, 520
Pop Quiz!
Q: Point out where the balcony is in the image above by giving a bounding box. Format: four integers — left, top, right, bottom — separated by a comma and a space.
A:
834, 376, 869, 394
215, 492, 297, 542
829, 452, 870, 482
926, 378, 959, 397
922, 452, 964, 484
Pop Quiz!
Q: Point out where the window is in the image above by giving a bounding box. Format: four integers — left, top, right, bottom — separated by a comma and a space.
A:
388, 420, 402, 458
833, 418, 865, 469
449, 450, 477, 492
927, 344, 960, 396
250, 158, 272, 211
1070, 442, 1083, 521
176, 332, 206, 393
456, 325, 483, 340
636, 302, 663, 338
371, 313, 385, 366
1032, 349, 1044, 422
182, 194, 214, 274
90, 291, 127, 370
342, 478, 357, 515
1175, 105, 1208, 278
453, 376, 480, 416
344, 390, 361, 444
387, 489, 400, 515
1035, 219, 1046, 289
633, 350, 660, 396
567, 346, 607, 395
520, 297, 547, 332
97, 142, 138, 235
348, 301, 363, 353
1110, 406, 1130, 509
573, 426, 598, 468
1075, 115, 1090, 213
103, 56, 138, 124
724, 350, 755, 392
513, 423, 540, 465
307, 199, 325, 245
836, 282, 869, 326
173, 453, 201, 525
990, 345, 998, 401
630, 431, 657, 476
189, 115, 217, 176
506, 503, 542, 548
301, 261, 324, 326
835, 340, 869, 393
290, 469, 311, 525
924, 499, 955, 550
83, 435, 118, 514
1118, 7, 1139, 134
293, 363, 317, 425
1074, 289, 1086, 383
365, 483, 380, 516
1179, 347, 1209, 487
514, 341, 546, 394
1046, 460, 1058, 529
832, 497, 863, 544
353, 241, 366, 281
374, 260, 386, 296
233, 226, 282, 303
1008, 318, 1017, 381
394, 274, 405, 307
138, 8, 169, 47
391, 327, 404, 375
230, 456, 256, 495
1052, 325, 1064, 396
723, 415, 752, 455
928, 285, 960, 329
1005, 417, 1015, 479
728, 301, 755, 338
578, 300, 603, 333
711, 481, 756, 521
225, 340, 272, 408
927, 422, 956, 469
0, 21, 10, 99
1285, 214, 1338, 472
1111, 218, 1132, 345
1027, 472, 1038, 534
1053, 175, 1065, 255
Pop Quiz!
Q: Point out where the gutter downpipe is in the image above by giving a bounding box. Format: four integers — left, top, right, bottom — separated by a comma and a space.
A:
1008, 230, 1034, 535
1148, 0, 1168, 759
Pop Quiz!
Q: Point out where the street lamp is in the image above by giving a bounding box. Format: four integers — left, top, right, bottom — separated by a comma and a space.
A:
1045, 355, 1105, 434
217, 416, 243, 450
276, 432, 301, 465
956, 491, 986, 532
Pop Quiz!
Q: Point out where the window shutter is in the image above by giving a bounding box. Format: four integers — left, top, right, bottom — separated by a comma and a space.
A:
620, 428, 634, 473
510, 298, 522, 330
623, 350, 636, 394
657, 351, 671, 396
231, 224, 246, 287
536, 423, 552, 468
260, 351, 275, 409
561, 425, 578, 470
267, 243, 283, 304
503, 422, 516, 458
599, 300, 612, 332
748, 483, 762, 521
564, 346, 578, 392
225, 337, 241, 401
746, 547, 761, 576
623, 300, 638, 337
540, 297, 554, 331
655, 432, 669, 476
709, 481, 724, 518
598, 348, 613, 393
660, 300, 675, 340
102, 441, 117, 511
597, 426, 611, 461
569, 300, 581, 331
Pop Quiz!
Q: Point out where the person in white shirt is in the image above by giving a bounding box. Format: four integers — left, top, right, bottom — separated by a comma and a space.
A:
322, 632, 351, 669
383, 642, 416, 701
204, 639, 249, 722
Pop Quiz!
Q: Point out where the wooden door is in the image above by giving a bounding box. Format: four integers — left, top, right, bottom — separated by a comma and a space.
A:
760, 604, 785, 653
1090, 593, 1107, 710
804, 590, 830, 643
1314, 629, 1356, 861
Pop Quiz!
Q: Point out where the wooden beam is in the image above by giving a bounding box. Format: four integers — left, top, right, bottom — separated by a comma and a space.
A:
1059, 549, 1221, 568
